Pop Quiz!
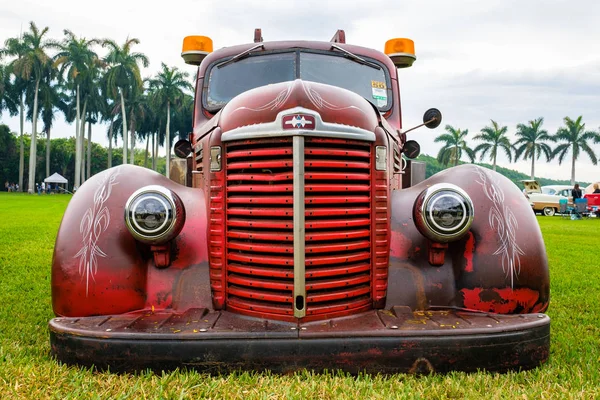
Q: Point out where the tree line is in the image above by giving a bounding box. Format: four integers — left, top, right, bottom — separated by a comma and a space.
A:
0, 124, 166, 188
2, 22, 599, 191
0, 21, 192, 192
435, 117, 600, 185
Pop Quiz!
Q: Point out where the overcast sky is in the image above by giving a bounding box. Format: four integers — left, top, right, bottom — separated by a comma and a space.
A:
1, 0, 599, 183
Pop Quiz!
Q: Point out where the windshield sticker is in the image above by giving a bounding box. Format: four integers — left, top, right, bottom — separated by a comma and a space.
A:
371, 80, 386, 89
372, 87, 387, 107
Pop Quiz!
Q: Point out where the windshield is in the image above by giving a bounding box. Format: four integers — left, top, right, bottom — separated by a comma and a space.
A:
206, 52, 296, 109
541, 188, 554, 195
204, 50, 391, 111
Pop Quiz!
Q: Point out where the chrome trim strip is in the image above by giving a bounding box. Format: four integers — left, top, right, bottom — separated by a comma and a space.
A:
221, 106, 375, 142
293, 135, 306, 318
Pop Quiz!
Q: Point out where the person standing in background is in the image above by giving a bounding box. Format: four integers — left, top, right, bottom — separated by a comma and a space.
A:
572, 184, 582, 202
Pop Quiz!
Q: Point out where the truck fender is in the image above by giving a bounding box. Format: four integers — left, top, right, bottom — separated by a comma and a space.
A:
52, 165, 209, 317
388, 164, 549, 313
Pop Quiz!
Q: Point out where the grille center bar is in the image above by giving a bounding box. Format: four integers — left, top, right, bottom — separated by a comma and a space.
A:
293, 136, 306, 318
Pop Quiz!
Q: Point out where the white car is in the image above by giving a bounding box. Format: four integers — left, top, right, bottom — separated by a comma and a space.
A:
521, 180, 568, 216
541, 185, 575, 207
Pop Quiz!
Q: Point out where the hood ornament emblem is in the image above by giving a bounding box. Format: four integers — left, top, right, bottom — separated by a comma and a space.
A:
283, 114, 315, 130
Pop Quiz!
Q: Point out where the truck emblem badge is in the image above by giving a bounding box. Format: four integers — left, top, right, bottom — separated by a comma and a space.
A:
283, 114, 315, 130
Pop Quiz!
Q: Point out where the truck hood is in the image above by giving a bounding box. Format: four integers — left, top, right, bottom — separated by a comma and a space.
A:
218, 79, 379, 135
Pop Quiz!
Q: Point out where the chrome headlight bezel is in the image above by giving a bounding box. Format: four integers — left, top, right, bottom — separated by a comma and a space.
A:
124, 185, 185, 245
413, 183, 474, 243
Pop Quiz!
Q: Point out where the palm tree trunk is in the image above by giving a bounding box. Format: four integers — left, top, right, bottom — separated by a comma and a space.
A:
530, 148, 535, 180
165, 101, 171, 177
80, 101, 87, 184
46, 126, 51, 178
571, 147, 576, 185
74, 85, 81, 189
18, 94, 24, 192
453, 145, 458, 167
492, 152, 497, 171
87, 121, 92, 178
152, 130, 156, 171
120, 88, 128, 164
144, 134, 150, 168
108, 119, 113, 168
129, 115, 135, 164
27, 78, 40, 193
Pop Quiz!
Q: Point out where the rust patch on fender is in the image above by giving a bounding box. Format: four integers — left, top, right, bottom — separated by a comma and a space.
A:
460, 287, 540, 313
463, 232, 475, 272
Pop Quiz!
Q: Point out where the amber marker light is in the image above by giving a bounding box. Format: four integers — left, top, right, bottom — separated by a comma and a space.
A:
181, 36, 213, 65
384, 38, 416, 68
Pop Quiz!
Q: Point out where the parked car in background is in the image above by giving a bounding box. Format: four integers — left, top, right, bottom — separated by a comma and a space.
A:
541, 185, 574, 207
522, 180, 568, 216
585, 182, 600, 194
585, 193, 600, 217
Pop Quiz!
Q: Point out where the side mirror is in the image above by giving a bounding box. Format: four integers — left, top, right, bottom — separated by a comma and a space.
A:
174, 139, 193, 158
404, 140, 420, 159
423, 108, 442, 129
402, 108, 443, 135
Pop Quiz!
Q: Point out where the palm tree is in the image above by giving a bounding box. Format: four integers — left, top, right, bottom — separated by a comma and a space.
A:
473, 120, 513, 171
514, 117, 553, 180
149, 63, 193, 177
0, 62, 18, 118
28, 64, 68, 179
146, 84, 162, 171
103, 37, 149, 165
5, 22, 57, 193
54, 30, 100, 189
98, 94, 117, 168
127, 86, 149, 165
434, 125, 475, 167
552, 116, 600, 185
82, 66, 105, 181
2, 34, 29, 191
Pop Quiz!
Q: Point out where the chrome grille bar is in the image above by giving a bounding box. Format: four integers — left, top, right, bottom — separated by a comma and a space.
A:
293, 136, 306, 318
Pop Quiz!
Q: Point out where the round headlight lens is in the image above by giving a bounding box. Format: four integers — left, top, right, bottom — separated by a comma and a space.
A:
124, 186, 185, 244
427, 191, 468, 232
131, 194, 170, 234
414, 184, 474, 242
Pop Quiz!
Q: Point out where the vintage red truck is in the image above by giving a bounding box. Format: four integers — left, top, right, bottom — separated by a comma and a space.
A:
49, 29, 550, 373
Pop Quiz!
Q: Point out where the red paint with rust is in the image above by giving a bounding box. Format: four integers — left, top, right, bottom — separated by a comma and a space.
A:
52, 166, 210, 316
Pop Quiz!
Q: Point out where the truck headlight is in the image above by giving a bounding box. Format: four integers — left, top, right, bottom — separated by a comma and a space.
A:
413, 183, 474, 243
124, 185, 186, 245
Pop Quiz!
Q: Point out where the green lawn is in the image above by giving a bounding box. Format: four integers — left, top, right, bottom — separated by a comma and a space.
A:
0, 192, 598, 399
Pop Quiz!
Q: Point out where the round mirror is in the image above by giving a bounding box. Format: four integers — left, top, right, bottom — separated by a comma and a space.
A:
173, 139, 193, 159
404, 140, 420, 159
423, 108, 442, 129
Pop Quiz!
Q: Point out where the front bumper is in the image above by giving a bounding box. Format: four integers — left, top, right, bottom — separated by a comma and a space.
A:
49, 307, 550, 374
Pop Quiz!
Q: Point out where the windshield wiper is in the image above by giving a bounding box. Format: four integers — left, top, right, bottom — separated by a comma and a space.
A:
330, 45, 381, 70
217, 44, 265, 68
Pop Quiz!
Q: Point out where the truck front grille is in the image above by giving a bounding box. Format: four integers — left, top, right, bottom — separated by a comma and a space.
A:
224, 137, 372, 320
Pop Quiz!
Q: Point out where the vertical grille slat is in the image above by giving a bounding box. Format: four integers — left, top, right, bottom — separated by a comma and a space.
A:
225, 137, 373, 320
304, 138, 372, 317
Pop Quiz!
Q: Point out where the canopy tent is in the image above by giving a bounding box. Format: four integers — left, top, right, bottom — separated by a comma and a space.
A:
43, 173, 69, 193
44, 173, 68, 184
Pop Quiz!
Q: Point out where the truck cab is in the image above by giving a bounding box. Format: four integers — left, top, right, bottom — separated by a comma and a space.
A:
49, 30, 550, 373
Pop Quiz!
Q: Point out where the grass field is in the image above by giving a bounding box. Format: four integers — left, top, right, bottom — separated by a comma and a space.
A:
0, 192, 599, 399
